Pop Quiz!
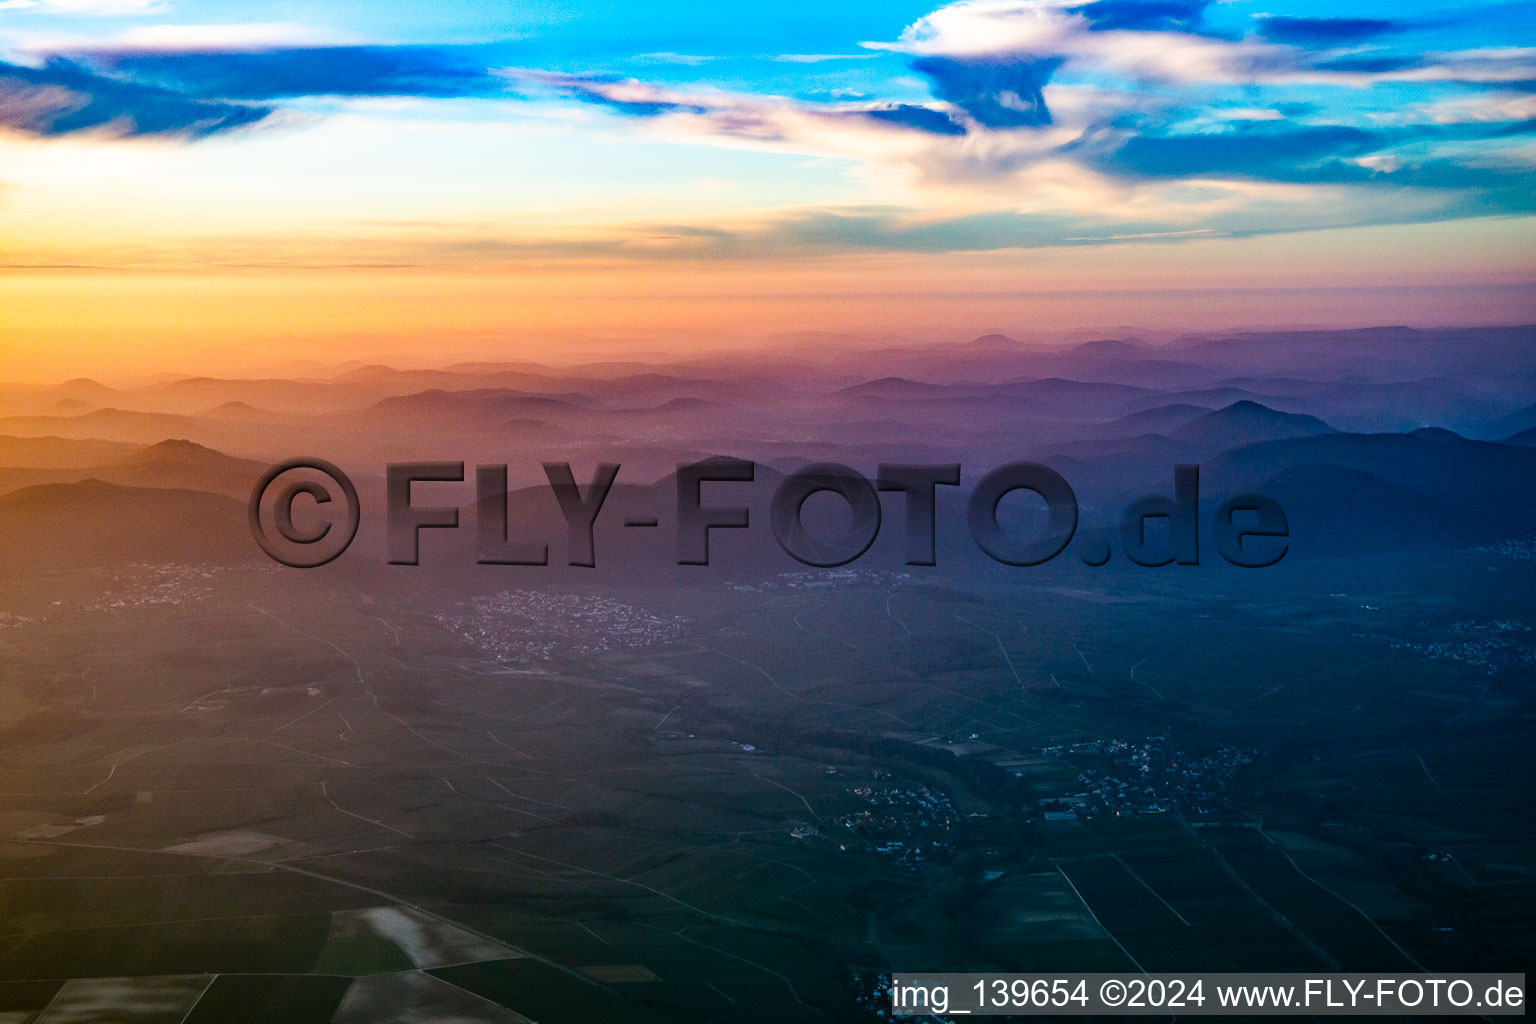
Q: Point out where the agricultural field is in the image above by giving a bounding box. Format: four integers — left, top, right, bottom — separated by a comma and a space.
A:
0, 548, 1531, 1020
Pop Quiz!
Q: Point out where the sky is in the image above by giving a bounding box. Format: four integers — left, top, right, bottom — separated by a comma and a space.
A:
0, 0, 1533, 376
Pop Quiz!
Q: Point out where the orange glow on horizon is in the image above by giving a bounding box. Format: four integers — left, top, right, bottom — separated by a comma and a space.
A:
2, 217, 1533, 382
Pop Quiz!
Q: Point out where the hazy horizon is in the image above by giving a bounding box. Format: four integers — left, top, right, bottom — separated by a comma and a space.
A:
3, 0, 1534, 381
6, 284, 1534, 384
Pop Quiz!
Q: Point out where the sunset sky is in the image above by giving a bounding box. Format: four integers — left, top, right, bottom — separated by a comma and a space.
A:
1, 0, 1533, 377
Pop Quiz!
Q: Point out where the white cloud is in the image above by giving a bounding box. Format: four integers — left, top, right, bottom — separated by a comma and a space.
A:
49, 22, 350, 51
865, 0, 1536, 89
0, 0, 166, 14
4, 22, 349, 58
1406, 91, 1536, 125
866, 0, 1293, 84
1376, 48, 1536, 85
772, 53, 883, 63
92, 21, 339, 50
1218, 108, 1285, 121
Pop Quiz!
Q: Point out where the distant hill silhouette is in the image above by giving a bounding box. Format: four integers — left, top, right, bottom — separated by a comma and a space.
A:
837, 377, 950, 400
43, 398, 95, 415
49, 378, 120, 402
1096, 404, 1212, 437
1174, 401, 1333, 447
200, 400, 268, 419
0, 480, 249, 572
1174, 325, 1535, 384
0, 439, 264, 499
994, 378, 1152, 410
1408, 426, 1464, 442
1073, 338, 1149, 356
1484, 402, 1536, 440
107, 439, 266, 498
1207, 431, 1536, 545
1252, 464, 1492, 556
635, 397, 730, 414
0, 435, 140, 469
0, 408, 202, 444
361, 388, 596, 424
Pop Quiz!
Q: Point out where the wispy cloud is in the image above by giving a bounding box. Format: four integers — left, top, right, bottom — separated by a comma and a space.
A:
66, 45, 506, 100
0, 0, 164, 14
0, 0, 1529, 256
631, 52, 717, 65
0, 56, 271, 137
24, 22, 344, 53
771, 53, 883, 63
503, 68, 966, 138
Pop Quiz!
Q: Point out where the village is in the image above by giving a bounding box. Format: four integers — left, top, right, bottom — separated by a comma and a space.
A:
1037, 736, 1257, 819
433, 589, 687, 661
